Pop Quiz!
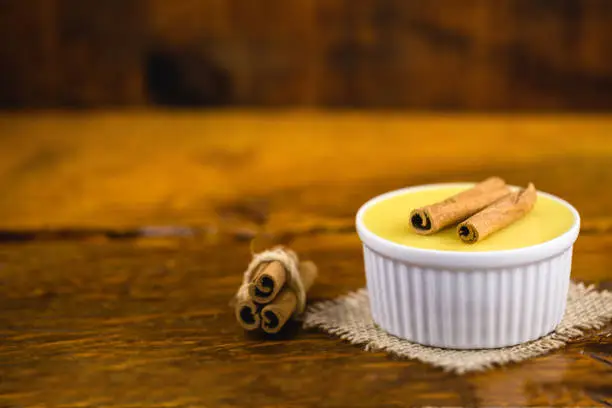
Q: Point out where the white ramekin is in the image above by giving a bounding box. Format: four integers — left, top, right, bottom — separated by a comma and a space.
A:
356, 183, 580, 349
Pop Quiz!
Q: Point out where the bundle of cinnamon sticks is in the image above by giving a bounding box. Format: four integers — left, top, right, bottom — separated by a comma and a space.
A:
234, 247, 317, 334
410, 177, 537, 243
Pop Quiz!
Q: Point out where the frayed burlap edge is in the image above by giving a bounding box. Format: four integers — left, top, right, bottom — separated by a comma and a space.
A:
303, 282, 612, 374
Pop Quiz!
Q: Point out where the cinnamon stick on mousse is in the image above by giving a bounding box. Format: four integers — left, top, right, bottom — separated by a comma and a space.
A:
248, 261, 287, 304
260, 261, 318, 334
457, 183, 537, 244
410, 177, 510, 235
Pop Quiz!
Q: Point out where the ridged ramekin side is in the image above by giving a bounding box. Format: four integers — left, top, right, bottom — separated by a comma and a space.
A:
363, 245, 573, 349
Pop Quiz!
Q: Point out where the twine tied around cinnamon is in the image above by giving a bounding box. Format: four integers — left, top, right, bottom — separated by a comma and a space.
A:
234, 246, 317, 333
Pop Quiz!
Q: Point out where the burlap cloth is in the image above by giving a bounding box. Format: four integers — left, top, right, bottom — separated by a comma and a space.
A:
303, 282, 612, 373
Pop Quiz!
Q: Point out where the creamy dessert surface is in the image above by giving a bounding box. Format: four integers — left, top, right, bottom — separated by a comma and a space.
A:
362, 186, 574, 251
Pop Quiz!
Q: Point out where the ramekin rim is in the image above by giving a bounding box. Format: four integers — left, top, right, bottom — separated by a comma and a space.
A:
355, 183, 580, 269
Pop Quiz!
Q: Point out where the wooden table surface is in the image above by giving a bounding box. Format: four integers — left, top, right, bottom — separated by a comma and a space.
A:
0, 111, 611, 407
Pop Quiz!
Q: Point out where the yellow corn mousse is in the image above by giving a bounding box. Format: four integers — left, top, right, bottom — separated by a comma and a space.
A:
362, 185, 575, 251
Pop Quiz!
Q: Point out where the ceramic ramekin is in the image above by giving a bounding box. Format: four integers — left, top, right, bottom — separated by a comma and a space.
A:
356, 183, 580, 349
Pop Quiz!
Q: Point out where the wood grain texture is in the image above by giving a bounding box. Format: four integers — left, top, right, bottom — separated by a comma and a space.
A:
0, 0, 147, 107
0, 236, 610, 407
0, 111, 611, 406
1, 111, 612, 230
1, 0, 612, 109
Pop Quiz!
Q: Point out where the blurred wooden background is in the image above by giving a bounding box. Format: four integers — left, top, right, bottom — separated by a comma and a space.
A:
1, 0, 611, 110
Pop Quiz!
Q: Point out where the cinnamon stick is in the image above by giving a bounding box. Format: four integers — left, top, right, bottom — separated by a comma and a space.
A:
235, 262, 269, 330
261, 261, 318, 334
457, 183, 537, 243
410, 177, 510, 235
234, 286, 261, 331
248, 261, 287, 304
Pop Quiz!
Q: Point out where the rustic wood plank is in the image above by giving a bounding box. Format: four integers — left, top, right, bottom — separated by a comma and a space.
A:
55, 0, 147, 106
0, 112, 611, 232
0, 0, 58, 107
0, 234, 609, 407
1, 0, 612, 108
0, 0, 147, 108
0, 112, 611, 406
